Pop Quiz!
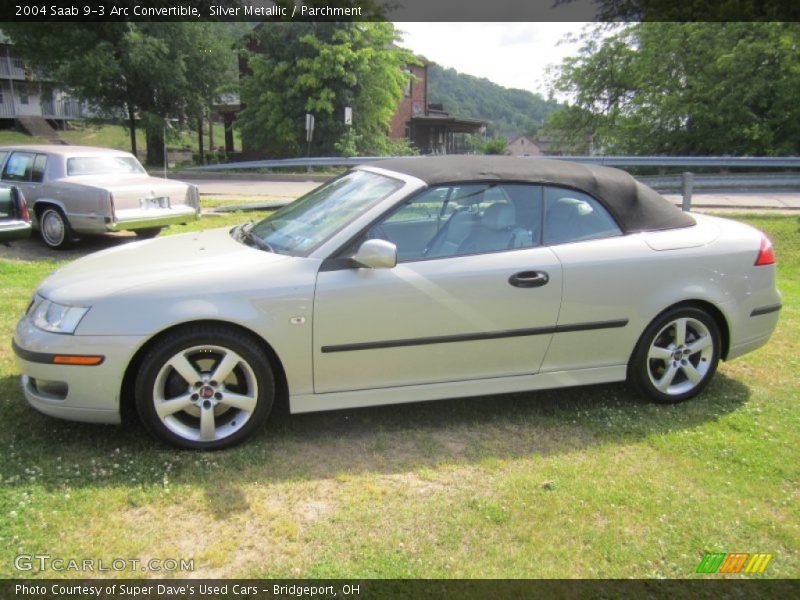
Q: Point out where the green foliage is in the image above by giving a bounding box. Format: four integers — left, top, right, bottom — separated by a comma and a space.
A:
238, 22, 415, 157
462, 134, 508, 155
2, 21, 237, 164
547, 23, 800, 155
334, 128, 361, 157
427, 64, 561, 137
481, 136, 509, 155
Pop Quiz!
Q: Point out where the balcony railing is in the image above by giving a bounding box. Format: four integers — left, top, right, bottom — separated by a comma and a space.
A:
0, 98, 86, 119
0, 59, 28, 80
40, 99, 85, 119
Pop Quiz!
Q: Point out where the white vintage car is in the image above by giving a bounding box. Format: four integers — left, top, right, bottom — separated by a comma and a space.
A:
12, 156, 781, 450
0, 145, 200, 248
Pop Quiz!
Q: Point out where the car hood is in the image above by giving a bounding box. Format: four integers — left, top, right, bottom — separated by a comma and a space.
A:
38, 227, 291, 305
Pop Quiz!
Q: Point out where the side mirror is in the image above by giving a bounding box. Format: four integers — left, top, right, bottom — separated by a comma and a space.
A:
352, 239, 397, 269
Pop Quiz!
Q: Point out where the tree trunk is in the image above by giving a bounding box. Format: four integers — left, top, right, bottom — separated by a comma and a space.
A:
197, 117, 205, 165
127, 104, 137, 157
209, 112, 215, 155
145, 125, 164, 167
224, 114, 235, 153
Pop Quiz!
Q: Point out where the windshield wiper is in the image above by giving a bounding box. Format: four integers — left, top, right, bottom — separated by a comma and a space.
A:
239, 222, 275, 253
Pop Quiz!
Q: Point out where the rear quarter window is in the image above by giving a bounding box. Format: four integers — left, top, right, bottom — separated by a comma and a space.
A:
543, 186, 622, 246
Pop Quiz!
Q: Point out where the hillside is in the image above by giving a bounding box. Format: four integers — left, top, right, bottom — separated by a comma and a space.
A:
427, 63, 561, 137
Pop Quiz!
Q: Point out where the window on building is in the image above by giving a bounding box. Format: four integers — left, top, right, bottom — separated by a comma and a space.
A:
403, 69, 412, 97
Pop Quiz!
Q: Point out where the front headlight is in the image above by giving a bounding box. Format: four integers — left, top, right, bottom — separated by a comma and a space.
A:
28, 295, 90, 334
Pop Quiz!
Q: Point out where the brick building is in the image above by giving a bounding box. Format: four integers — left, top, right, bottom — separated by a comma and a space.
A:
389, 61, 485, 155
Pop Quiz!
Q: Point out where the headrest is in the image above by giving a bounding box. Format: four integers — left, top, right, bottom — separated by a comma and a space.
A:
482, 203, 515, 230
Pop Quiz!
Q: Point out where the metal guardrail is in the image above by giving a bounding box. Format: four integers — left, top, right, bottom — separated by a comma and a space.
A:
189, 155, 800, 210
188, 155, 800, 171
189, 156, 386, 171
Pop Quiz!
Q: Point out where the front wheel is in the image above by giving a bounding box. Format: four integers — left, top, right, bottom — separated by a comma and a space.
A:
628, 306, 721, 404
135, 325, 275, 450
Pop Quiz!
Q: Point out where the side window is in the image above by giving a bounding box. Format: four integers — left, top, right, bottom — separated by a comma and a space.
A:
366, 183, 542, 262
0, 151, 7, 170
2, 152, 35, 182
31, 154, 47, 183
543, 187, 622, 246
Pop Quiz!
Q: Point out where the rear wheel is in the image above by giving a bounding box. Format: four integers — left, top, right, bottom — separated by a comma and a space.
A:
628, 306, 721, 403
135, 326, 274, 450
134, 227, 162, 239
39, 206, 73, 249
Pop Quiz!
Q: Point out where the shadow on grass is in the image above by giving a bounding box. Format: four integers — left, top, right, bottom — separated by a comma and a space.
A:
0, 231, 139, 262
0, 369, 751, 511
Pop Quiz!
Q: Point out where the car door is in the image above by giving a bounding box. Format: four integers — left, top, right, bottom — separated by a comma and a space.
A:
537, 185, 641, 372
313, 183, 563, 394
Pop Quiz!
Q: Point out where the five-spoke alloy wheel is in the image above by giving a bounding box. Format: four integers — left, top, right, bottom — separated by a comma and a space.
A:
135, 326, 274, 450
629, 306, 721, 403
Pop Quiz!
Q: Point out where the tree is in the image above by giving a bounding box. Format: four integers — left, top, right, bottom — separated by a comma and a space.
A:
427, 64, 561, 137
238, 22, 416, 157
3, 20, 236, 165
546, 23, 800, 155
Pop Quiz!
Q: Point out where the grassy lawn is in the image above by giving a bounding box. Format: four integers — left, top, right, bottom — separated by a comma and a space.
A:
0, 122, 240, 160
0, 214, 797, 579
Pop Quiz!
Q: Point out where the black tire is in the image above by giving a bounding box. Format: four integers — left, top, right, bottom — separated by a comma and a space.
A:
134, 227, 163, 239
135, 325, 275, 450
628, 306, 721, 404
38, 205, 74, 249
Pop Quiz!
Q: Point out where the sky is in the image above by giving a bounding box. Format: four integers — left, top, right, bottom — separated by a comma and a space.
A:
394, 22, 591, 98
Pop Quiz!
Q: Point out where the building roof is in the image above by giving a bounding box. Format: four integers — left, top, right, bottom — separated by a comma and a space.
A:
366, 155, 695, 233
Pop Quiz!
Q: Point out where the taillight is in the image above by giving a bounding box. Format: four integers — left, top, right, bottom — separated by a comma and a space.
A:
109, 193, 117, 223
755, 234, 776, 266
16, 190, 30, 223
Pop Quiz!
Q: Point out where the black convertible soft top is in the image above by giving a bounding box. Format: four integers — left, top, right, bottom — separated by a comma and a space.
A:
367, 155, 695, 233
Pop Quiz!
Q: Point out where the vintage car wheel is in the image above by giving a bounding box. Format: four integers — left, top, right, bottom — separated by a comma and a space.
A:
39, 206, 73, 249
134, 227, 163, 239
628, 306, 721, 403
135, 326, 275, 450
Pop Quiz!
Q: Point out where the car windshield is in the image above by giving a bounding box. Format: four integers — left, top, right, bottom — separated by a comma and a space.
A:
66, 156, 146, 176
245, 170, 403, 256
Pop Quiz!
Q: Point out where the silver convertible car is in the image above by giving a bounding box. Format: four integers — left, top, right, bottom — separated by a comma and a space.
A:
12, 156, 781, 449
0, 145, 200, 249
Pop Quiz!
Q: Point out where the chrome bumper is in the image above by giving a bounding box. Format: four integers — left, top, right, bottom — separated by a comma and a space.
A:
107, 206, 199, 232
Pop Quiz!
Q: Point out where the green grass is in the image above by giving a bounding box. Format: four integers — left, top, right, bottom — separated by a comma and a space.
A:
0, 214, 798, 579
0, 122, 241, 159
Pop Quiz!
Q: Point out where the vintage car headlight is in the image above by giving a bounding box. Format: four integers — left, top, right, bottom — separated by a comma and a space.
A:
28, 295, 90, 334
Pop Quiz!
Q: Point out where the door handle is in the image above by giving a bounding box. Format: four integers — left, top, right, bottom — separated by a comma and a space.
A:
509, 270, 549, 288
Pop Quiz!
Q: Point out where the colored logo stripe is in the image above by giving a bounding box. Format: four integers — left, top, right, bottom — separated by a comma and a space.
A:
696, 552, 772, 574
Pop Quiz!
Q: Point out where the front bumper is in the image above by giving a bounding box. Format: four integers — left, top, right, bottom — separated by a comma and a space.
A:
0, 220, 32, 243
12, 317, 145, 424
107, 206, 199, 232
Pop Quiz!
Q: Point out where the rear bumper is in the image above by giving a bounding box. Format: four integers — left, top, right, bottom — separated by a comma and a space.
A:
726, 301, 781, 361
107, 206, 199, 232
